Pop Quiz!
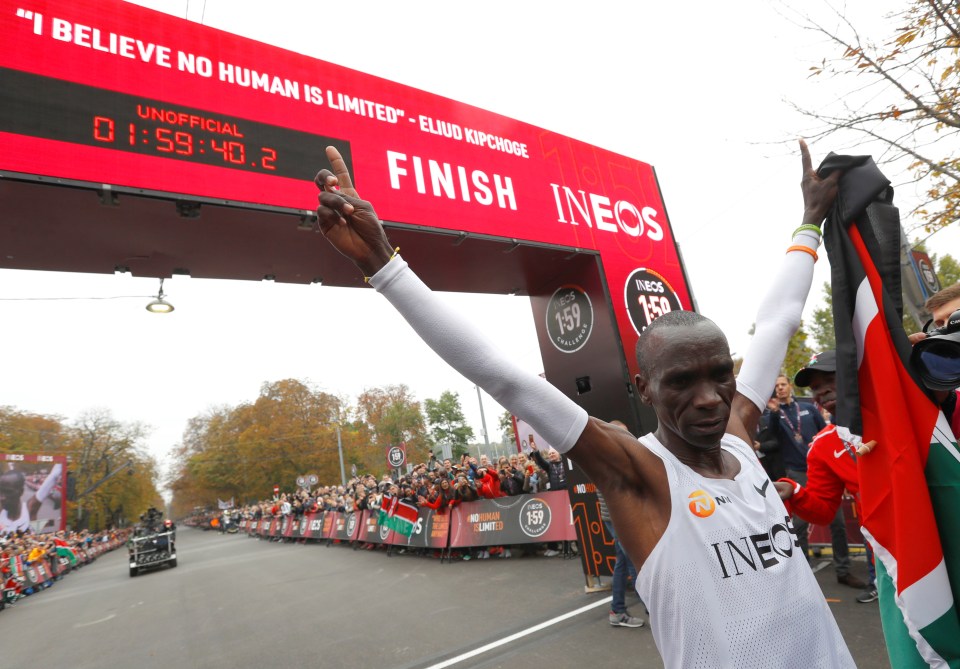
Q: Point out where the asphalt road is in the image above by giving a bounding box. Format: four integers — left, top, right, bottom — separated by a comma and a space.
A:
1, 528, 889, 668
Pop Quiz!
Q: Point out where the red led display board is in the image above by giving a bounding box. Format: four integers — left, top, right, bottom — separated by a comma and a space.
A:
0, 0, 694, 382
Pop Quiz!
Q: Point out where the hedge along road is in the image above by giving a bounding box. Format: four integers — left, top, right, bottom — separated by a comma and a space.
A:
2, 527, 887, 668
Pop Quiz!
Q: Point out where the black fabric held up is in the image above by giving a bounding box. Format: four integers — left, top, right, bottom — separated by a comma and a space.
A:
818, 153, 929, 435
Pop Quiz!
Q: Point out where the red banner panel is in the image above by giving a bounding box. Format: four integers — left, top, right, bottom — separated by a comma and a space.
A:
250, 493, 576, 549
333, 512, 362, 542
448, 491, 576, 548
358, 510, 385, 545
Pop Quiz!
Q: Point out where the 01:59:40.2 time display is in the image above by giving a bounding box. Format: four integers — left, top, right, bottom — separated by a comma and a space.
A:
92, 115, 277, 171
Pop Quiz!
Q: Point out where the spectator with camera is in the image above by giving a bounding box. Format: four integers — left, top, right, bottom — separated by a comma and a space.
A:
530, 443, 566, 491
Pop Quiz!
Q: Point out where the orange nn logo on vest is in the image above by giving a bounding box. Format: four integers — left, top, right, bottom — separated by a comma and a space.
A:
688, 489, 716, 518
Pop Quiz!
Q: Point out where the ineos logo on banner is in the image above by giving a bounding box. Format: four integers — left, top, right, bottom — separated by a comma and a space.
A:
386, 444, 406, 469
519, 498, 552, 538
546, 285, 594, 354
624, 267, 683, 335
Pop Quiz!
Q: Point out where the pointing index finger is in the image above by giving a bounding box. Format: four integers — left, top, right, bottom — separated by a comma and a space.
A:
325, 146, 358, 197
799, 138, 812, 176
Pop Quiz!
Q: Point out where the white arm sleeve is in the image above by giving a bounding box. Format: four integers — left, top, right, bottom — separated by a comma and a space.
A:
370, 257, 589, 453
737, 233, 819, 411
35, 463, 62, 502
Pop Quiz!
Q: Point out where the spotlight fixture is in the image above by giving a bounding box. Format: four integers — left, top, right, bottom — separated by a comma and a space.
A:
145, 278, 174, 313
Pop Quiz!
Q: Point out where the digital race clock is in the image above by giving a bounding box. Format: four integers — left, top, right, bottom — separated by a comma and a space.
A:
0, 67, 350, 182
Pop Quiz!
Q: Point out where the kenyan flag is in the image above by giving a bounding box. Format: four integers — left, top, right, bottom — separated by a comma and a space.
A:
54, 538, 77, 566
378, 494, 418, 537
6, 554, 23, 576
823, 152, 960, 667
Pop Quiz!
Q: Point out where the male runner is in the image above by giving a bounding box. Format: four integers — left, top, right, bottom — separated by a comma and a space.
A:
314, 141, 854, 667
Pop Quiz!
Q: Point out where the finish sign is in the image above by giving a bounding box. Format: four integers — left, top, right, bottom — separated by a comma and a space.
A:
545, 285, 594, 353
624, 268, 683, 335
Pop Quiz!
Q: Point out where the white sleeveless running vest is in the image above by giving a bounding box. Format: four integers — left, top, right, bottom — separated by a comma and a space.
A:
637, 433, 855, 668
0, 501, 31, 534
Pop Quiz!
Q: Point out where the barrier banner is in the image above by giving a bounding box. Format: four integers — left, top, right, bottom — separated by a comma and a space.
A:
21, 561, 52, 589
334, 512, 362, 542
449, 491, 575, 548
358, 510, 384, 545
385, 507, 450, 549
247, 493, 575, 549
305, 512, 325, 540
566, 459, 616, 578
321, 512, 337, 540
53, 555, 69, 576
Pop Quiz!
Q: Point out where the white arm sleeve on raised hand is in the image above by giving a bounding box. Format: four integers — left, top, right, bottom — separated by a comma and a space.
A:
35, 463, 62, 502
737, 234, 819, 411
370, 257, 589, 453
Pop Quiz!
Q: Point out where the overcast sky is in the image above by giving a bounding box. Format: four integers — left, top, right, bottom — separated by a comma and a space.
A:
2, 0, 957, 488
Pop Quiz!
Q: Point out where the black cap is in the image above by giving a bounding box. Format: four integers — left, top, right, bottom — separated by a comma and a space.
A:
794, 350, 837, 387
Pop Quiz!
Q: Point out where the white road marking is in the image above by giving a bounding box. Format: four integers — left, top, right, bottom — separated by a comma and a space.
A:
423, 596, 613, 669
74, 613, 116, 628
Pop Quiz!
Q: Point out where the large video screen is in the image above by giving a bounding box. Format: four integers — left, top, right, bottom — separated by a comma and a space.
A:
1, 454, 67, 535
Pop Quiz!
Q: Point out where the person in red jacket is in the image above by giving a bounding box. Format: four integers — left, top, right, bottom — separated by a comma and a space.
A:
773, 350, 875, 603
419, 478, 460, 513
473, 467, 503, 499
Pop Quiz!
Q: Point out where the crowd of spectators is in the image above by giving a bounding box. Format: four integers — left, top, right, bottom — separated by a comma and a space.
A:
228, 445, 573, 560
0, 527, 128, 609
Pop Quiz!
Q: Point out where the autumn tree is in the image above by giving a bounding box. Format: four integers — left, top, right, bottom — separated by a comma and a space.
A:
168, 379, 345, 513
0, 406, 163, 531
66, 409, 161, 531
794, 0, 960, 235
355, 384, 428, 466
0, 407, 67, 454
423, 391, 474, 459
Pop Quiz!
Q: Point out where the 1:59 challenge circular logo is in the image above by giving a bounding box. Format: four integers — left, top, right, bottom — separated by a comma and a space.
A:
519, 498, 552, 538
624, 268, 683, 335
545, 285, 594, 353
